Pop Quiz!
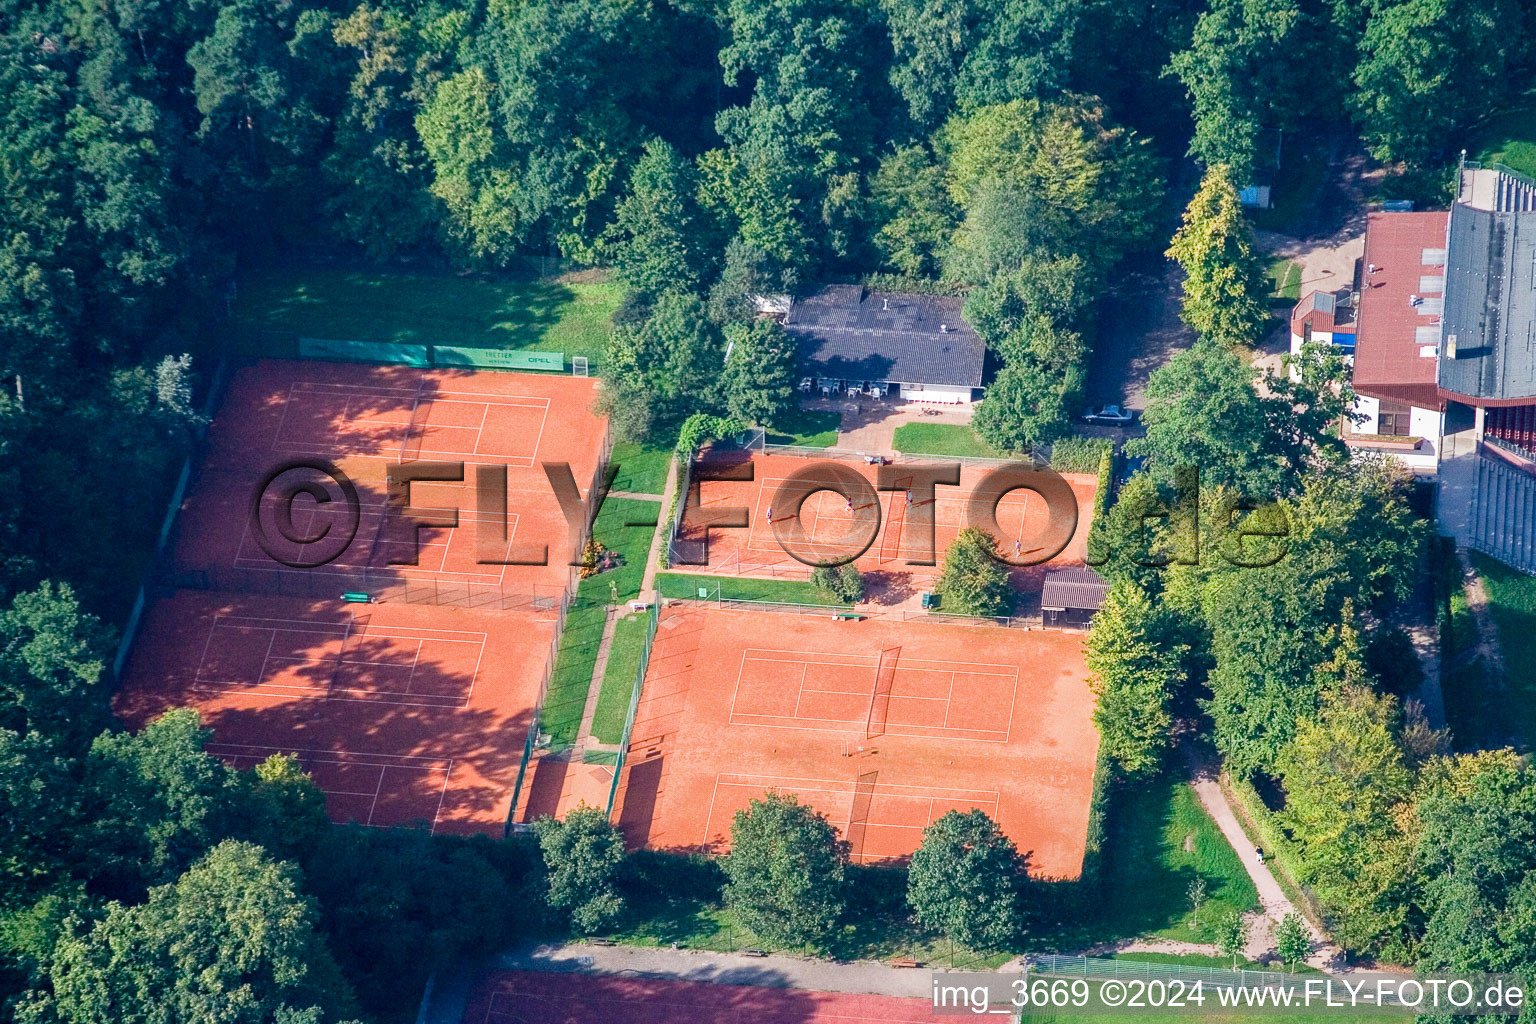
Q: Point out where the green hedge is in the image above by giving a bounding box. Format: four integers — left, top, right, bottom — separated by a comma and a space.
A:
1078, 751, 1115, 893
1048, 436, 1114, 475
657, 414, 742, 571
1221, 774, 1326, 927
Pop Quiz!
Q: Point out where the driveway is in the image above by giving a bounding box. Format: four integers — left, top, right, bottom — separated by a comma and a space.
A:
1085, 251, 1197, 412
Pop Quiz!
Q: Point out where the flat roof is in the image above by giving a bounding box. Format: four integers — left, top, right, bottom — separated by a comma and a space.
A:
1354, 211, 1448, 407
784, 286, 985, 388
1440, 204, 1536, 401
1041, 567, 1109, 612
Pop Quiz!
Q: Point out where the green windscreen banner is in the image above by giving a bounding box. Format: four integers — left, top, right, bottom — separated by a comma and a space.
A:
298, 337, 431, 367
432, 346, 565, 372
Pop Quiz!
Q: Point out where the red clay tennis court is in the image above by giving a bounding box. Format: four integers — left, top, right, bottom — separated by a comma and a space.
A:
613, 605, 1098, 876
671, 451, 1097, 591
113, 358, 610, 835
464, 970, 951, 1023
174, 359, 607, 600
116, 589, 557, 834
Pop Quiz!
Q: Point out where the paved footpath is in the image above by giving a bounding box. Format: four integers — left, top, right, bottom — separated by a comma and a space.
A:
1186, 757, 1342, 971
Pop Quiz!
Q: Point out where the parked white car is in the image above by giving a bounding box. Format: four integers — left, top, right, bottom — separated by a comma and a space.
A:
1083, 404, 1134, 425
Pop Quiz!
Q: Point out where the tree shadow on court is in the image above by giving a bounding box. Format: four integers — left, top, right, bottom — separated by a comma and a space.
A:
861, 570, 919, 607
189, 615, 540, 831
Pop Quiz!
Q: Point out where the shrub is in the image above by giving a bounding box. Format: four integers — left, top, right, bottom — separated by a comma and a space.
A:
811, 563, 864, 603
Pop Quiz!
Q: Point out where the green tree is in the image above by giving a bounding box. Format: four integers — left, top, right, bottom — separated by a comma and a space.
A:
1083, 580, 1182, 777
323, 4, 441, 259
1279, 687, 1416, 956
82, 708, 240, 892
237, 754, 329, 862
880, 0, 1081, 129
1126, 341, 1270, 491
970, 320, 1086, 450
1127, 339, 1296, 498
721, 319, 798, 428
302, 827, 526, 1021
1215, 910, 1248, 969
607, 138, 711, 299
869, 145, 957, 277
1201, 464, 1425, 780
533, 806, 627, 934
1275, 912, 1311, 973
934, 527, 1014, 617
811, 563, 865, 603
724, 792, 847, 949
906, 809, 1023, 950
1414, 749, 1536, 975
1166, 0, 1317, 179
604, 291, 726, 427
30, 841, 358, 1024
0, 583, 112, 747
1165, 166, 1270, 347
1187, 877, 1208, 929
939, 98, 1162, 279
1353, 0, 1528, 164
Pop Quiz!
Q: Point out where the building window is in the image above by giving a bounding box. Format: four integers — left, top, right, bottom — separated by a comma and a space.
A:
1378, 401, 1412, 436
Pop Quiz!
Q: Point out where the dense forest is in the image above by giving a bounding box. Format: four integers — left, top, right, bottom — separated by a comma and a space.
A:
3, 0, 1536, 1019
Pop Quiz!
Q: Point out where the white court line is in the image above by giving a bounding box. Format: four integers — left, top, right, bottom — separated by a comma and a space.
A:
703, 773, 1000, 846
723, 714, 1009, 741
740, 647, 1016, 674
292, 379, 553, 406
211, 741, 457, 834
791, 662, 809, 719
364, 763, 389, 825
197, 617, 484, 708
215, 614, 487, 639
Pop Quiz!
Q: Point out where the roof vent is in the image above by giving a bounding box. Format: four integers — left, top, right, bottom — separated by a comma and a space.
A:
940, 323, 949, 332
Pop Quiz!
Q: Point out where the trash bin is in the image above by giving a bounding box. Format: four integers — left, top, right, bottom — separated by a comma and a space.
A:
920, 591, 937, 610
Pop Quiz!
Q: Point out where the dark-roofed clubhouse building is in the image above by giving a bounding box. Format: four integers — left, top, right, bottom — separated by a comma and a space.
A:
784, 285, 985, 404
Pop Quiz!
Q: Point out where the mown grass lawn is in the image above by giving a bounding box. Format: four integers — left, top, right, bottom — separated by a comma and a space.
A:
1267, 257, 1302, 301
655, 572, 846, 606
589, 611, 650, 745
237, 266, 622, 363
608, 441, 672, 496
540, 497, 660, 748
1031, 774, 1259, 952
1469, 95, 1536, 180
765, 407, 841, 448
1468, 551, 1536, 743
892, 422, 1004, 458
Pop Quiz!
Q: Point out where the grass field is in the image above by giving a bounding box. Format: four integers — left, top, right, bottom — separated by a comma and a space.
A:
892, 422, 1005, 458
1465, 552, 1536, 743
1468, 95, 1536, 180
609, 441, 672, 496
1267, 258, 1302, 301
765, 407, 840, 448
654, 572, 846, 606
589, 610, 650, 745
237, 266, 622, 364
1033, 775, 1259, 950
540, 497, 660, 748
